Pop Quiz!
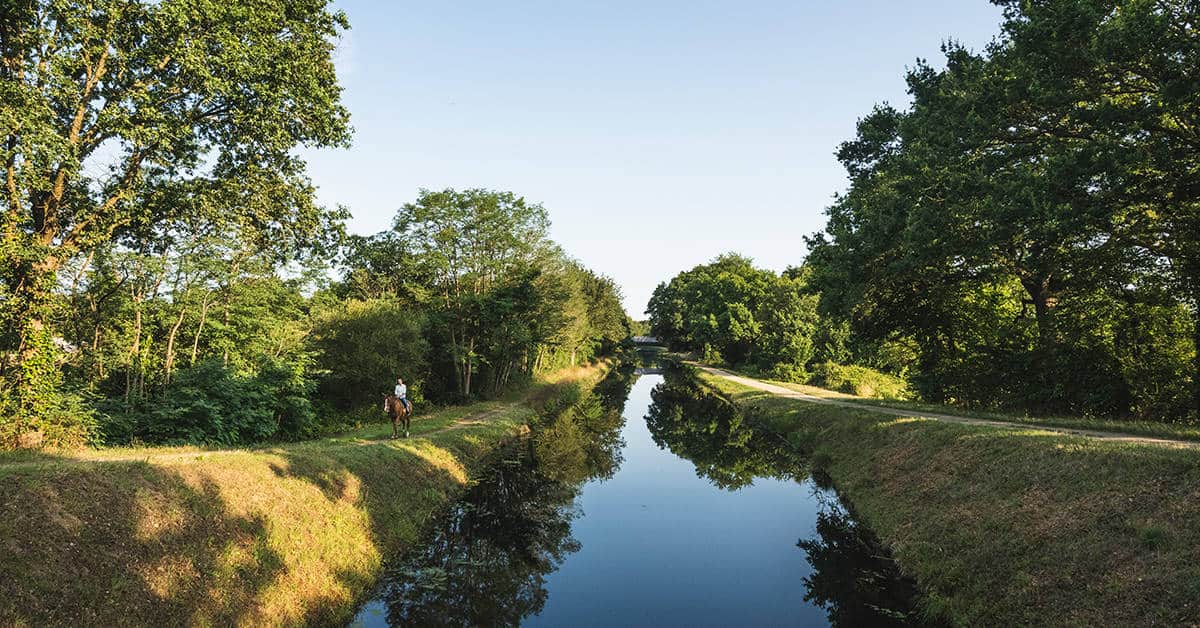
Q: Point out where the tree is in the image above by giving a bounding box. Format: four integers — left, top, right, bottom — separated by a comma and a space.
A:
309, 298, 429, 410
647, 254, 818, 379
0, 0, 351, 441
393, 188, 552, 398
991, 0, 1200, 413
805, 0, 1198, 418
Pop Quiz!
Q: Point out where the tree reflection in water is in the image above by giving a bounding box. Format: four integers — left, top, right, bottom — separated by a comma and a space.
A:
798, 495, 939, 627
367, 368, 633, 626
364, 364, 932, 627
646, 366, 934, 627
644, 367, 804, 489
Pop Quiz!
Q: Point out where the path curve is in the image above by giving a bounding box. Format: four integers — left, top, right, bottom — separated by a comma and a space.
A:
699, 366, 1200, 449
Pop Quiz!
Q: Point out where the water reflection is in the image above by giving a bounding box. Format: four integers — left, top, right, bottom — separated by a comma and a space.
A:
645, 366, 804, 490
352, 364, 932, 627
798, 497, 935, 627
353, 370, 634, 627
645, 365, 932, 627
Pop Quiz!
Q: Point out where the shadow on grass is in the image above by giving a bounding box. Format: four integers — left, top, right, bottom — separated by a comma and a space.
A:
0, 458, 287, 625
0, 367, 620, 626
0, 434, 478, 626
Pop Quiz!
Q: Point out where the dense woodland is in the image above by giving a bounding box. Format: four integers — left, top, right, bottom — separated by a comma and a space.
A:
652, 0, 1198, 422
0, 1, 628, 448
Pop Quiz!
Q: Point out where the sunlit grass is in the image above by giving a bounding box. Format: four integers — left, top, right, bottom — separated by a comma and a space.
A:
0, 365, 608, 626
717, 366, 1200, 442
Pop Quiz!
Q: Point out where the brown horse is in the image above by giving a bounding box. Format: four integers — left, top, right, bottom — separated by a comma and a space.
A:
383, 394, 412, 439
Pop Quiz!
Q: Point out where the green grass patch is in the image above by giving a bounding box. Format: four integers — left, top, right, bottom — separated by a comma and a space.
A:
0, 362, 612, 626
806, 361, 911, 399
756, 376, 1200, 443
702, 372, 1200, 626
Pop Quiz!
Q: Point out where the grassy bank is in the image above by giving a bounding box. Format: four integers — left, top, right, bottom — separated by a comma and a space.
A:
0, 362, 611, 627
700, 360, 1200, 443
701, 371, 1200, 626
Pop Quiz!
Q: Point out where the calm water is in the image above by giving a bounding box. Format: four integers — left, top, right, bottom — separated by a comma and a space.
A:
351, 365, 924, 627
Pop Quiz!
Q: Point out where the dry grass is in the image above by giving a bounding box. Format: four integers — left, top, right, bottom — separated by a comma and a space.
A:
0, 364, 609, 627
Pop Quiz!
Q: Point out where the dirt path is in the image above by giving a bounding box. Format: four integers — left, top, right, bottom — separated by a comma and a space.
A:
0, 406, 520, 471
699, 366, 1200, 449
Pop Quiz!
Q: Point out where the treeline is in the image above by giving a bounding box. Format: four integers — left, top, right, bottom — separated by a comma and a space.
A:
324, 188, 630, 408
0, 1, 628, 449
5, 184, 628, 448
655, 1, 1199, 421
647, 255, 909, 400
648, 255, 819, 382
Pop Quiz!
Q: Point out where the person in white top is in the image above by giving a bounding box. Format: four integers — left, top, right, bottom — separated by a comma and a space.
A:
394, 377, 411, 413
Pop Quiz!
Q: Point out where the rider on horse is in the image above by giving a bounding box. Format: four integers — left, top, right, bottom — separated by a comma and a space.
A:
384, 376, 413, 438
394, 377, 411, 414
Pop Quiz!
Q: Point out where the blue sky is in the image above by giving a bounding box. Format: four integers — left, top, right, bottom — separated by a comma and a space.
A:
302, 1, 1005, 316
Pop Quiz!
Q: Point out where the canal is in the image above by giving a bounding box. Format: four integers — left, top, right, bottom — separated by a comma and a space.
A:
351, 363, 925, 627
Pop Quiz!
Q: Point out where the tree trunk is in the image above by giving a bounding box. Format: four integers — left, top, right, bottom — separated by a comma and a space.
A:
1192, 292, 1200, 418
220, 254, 245, 366
1021, 275, 1059, 352
1021, 274, 1061, 413
126, 306, 142, 402
6, 256, 66, 424
190, 292, 211, 365
464, 336, 475, 397
222, 295, 231, 366
92, 322, 103, 380
164, 305, 188, 385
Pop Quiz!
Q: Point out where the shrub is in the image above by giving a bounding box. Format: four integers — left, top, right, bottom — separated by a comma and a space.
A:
768, 362, 808, 384
98, 359, 318, 446
808, 362, 909, 399
310, 299, 429, 409
0, 388, 100, 450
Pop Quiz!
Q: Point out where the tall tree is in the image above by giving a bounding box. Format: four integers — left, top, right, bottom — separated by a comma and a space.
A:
992, 0, 1200, 412
0, 0, 351, 438
394, 188, 552, 398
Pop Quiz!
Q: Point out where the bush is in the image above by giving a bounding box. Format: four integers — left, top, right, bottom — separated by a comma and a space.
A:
0, 388, 100, 450
98, 359, 318, 446
808, 362, 909, 399
310, 298, 429, 409
768, 362, 808, 384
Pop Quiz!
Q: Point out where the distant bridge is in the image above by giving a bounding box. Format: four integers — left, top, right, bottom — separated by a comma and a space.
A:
632, 336, 660, 345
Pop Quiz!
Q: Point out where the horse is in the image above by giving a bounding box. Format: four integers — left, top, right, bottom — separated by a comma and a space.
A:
383, 393, 412, 439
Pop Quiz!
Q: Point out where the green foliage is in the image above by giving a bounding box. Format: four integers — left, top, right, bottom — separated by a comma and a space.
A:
345, 188, 631, 403
1, 0, 351, 445
647, 254, 819, 375
310, 298, 430, 410
805, 0, 1200, 420
0, 387, 100, 450
808, 362, 909, 400
100, 359, 318, 446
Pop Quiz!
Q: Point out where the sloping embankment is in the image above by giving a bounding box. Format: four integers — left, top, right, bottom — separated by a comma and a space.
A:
0, 363, 609, 627
702, 371, 1200, 626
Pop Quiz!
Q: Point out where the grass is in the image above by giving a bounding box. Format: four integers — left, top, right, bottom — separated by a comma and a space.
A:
762, 376, 1200, 443
0, 362, 611, 627
701, 371, 1200, 626
699, 361, 1200, 443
